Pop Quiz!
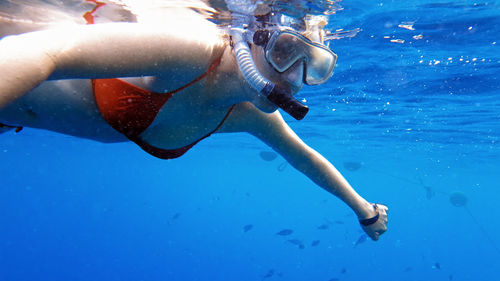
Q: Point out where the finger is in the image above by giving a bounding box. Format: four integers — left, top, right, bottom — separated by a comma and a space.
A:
382, 205, 389, 213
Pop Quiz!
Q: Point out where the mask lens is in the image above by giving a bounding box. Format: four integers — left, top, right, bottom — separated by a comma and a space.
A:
265, 30, 337, 85
266, 33, 305, 71
304, 44, 337, 85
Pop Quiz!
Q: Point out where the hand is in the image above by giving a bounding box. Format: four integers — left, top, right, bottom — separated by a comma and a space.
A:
359, 203, 388, 241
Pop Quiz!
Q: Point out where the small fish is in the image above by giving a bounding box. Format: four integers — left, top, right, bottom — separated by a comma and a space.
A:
340, 268, 347, 274
259, 151, 278, 161
262, 269, 274, 280
287, 239, 303, 245
432, 262, 441, 270
277, 162, 288, 172
334, 220, 344, 225
417, 176, 435, 199
317, 224, 329, 230
449, 274, 453, 281
343, 161, 362, 171
425, 186, 435, 199
276, 229, 293, 236
404, 267, 413, 272
286, 239, 305, 249
171, 213, 181, 220
243, 224, 253, 233
353, 234, 368, 247
311, 240, 320, 247
328, 278, 340, 281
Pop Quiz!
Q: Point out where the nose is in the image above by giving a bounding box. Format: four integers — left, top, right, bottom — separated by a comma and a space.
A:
282, 60, 304, 88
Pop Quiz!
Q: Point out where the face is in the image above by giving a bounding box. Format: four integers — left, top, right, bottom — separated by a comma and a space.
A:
247, 44, 304, 113
264, 29, 337, 85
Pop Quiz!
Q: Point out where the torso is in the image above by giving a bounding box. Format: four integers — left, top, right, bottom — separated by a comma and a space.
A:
0, 44, 242, 149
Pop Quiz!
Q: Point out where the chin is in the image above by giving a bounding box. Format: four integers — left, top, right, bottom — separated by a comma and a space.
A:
276, 81, 304, 97
257, 101, 279, 113
289, 83, 304, 95
251, 95, 279, 113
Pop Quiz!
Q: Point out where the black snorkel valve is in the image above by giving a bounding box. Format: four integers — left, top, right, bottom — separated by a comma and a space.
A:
229, 26, 309, 120
262, 83, 309, 120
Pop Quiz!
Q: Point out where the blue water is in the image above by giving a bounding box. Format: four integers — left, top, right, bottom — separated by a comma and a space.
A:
1, 1, 499, 281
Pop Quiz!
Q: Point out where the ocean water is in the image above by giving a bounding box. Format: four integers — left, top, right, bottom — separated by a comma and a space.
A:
1, 1, 499, 281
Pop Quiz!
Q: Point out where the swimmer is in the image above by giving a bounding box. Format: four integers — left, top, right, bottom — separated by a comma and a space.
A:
0, 3, 388, 240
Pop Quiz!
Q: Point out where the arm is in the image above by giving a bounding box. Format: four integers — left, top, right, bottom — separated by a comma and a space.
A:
220, 102, 388, 240
0, 21, 225, 109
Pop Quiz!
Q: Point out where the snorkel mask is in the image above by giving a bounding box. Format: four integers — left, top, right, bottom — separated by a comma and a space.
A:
254, 28, 337, 85
226, 1, 337, 120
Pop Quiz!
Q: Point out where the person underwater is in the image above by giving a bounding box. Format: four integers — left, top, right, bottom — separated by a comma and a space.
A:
0, 2, 388, 240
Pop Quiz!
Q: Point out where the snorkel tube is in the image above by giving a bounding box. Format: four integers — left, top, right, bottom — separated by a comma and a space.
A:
226, 2, 309, 120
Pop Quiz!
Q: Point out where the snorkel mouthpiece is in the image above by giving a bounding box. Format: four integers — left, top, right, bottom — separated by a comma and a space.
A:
267, 86, 309, 120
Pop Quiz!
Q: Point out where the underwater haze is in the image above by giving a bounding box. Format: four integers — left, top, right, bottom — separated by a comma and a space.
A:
1, 0, 499, 281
